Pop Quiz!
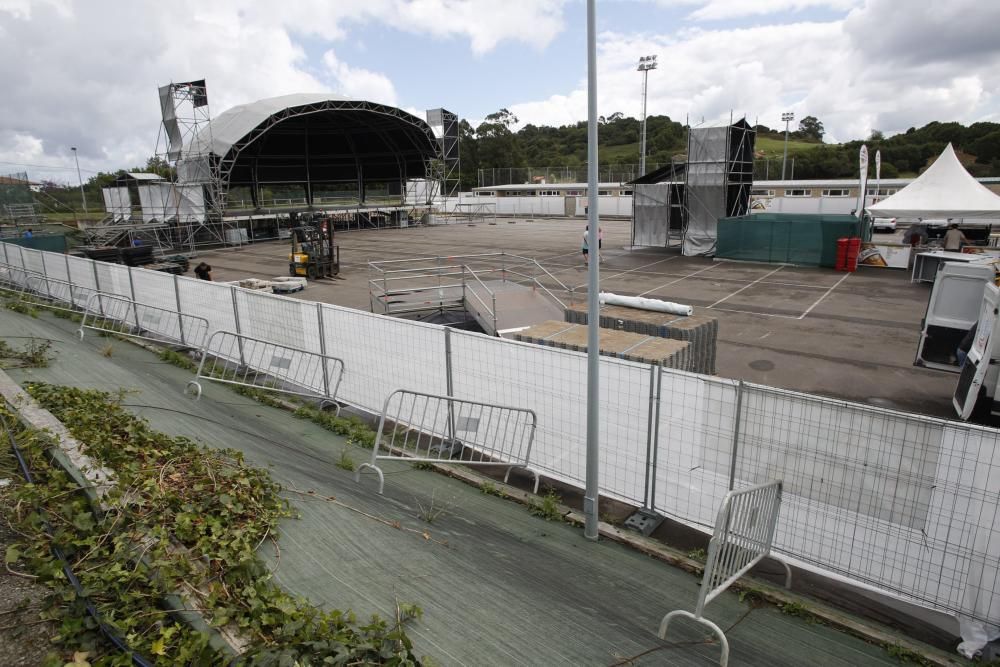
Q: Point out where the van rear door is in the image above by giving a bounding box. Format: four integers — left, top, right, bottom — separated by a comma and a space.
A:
954, 282, 1000, 419
915, 261, 995, 372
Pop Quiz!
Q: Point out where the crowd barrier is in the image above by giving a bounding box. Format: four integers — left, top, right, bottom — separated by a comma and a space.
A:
2, 241, 999, 632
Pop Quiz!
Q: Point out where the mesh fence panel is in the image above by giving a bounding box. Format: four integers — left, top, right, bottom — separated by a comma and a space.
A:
130, 267, 178, 313
654, 370, 739, 530
176, 276, 238, 344
41, 252, 69, 283
449, 330, 650, 504
235, 289, 321, 354
736, 383, 1000, 621
94, 262, 131, 299
319, 304, 446, 414
20, 248, 44, 276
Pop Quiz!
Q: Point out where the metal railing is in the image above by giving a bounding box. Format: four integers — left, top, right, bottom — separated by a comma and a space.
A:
22, 272, 97, 313
186, 330, 345, 413
10, 241, 1000, 632
367, 252, 573, 332
659, 480, 786, 667
77, 293, 210, 349
356, 389, 538, 495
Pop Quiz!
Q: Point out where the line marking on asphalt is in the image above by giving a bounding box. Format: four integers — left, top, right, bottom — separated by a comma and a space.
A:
708, 265, 786, 309
798, 272, 851, 320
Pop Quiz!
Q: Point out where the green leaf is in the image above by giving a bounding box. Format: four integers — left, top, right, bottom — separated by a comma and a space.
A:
4, 545, 20, 564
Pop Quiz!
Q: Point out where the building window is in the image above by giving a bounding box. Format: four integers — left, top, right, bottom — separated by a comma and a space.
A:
622, 190, 633, 196
751, 189, 775, 197
784, 189, 812, 197
822, 189, 850, 197
867, 188, 896, 196
598, 190, 612, 196
474, 191, 494, 197
565, 190, 582, 196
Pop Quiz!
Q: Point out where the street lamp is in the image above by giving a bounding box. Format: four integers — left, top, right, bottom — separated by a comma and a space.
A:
70, 147, 88, 213
637, 55, 658, 177
780, 112, 794, 181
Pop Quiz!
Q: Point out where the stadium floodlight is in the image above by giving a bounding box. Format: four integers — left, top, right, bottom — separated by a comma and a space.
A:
781, 112, 795, 181
71, 146, 88, 213
637, 55, 658, 177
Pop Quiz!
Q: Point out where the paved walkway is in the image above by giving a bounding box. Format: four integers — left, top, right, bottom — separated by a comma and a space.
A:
0, 310, 903, 665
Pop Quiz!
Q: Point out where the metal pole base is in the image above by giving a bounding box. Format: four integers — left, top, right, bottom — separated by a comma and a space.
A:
624, 508, 664, 536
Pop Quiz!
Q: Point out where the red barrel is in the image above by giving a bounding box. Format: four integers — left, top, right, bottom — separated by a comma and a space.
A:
835, 237, 849, 271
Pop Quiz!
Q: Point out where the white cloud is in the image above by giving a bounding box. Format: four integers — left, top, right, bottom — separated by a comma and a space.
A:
508, 0, 1000, 145
658, 0, 860, 21
0, 0, 568, 175
322, 50, 397, 105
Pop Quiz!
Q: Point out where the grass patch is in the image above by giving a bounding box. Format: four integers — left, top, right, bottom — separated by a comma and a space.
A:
99, 342, 114, 358
529, 488, 563, 522
686, 548, 707, 563
336, 447, 356, 472
416, 491, 450, 524
5, 299, 39, 317
10, 383, 425, 664
0, 338, 55, 368
293, 405, 377, 449
480, 481, 503, 497
158, 347, 196, 371
884, 642, 933, 665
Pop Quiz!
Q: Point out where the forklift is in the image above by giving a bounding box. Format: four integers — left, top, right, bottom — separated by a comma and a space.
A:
289, 222, 340, 280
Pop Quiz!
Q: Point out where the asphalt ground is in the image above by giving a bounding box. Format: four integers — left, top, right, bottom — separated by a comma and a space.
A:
196, 219, 958, 418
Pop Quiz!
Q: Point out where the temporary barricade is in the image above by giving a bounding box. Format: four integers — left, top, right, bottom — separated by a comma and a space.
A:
658, 480, 785, 667
77, 293, 209, 350
186, 330, 345, 413
356, 388, 538, 495
21, 272, 97, 312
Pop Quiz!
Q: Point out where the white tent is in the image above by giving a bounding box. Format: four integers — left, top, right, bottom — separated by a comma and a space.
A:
869, 143, 1000, 219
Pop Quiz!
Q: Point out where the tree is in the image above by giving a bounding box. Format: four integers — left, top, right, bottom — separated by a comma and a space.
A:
476, 108, 523, 171
798, 116, 825, 142
868, 130, 884, 141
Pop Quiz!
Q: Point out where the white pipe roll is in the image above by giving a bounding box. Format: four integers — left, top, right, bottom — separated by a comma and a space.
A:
599, 292, 693, 317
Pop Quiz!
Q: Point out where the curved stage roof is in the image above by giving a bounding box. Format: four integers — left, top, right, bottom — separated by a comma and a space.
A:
185, 94, 439, 205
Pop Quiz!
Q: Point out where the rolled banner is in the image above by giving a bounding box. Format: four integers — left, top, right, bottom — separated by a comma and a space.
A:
599, 292, 693, 316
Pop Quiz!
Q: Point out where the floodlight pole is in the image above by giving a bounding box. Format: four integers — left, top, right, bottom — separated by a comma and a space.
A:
71, 147, 88, 213
637, 55, 657, 177
585, 0, 600, 542
780, 112, 794, 181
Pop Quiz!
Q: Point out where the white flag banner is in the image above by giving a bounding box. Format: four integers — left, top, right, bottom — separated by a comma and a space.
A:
875, 149, 882, 204
857, 144, 869, 218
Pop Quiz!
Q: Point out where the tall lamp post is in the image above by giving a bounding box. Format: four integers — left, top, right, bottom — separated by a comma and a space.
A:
71, 147, 88, 213
637, 55, 658, 177
780, 112, 794, 181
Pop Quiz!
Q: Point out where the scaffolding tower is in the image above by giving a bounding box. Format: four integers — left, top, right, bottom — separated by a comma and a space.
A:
156, 79, 235, 249
426, 108, 460, 200
682, 118, 756, 256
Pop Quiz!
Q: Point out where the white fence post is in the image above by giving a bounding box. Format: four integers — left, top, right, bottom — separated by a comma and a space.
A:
728, 380, 744, 491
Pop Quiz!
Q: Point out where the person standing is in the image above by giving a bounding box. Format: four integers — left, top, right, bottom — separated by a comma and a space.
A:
22, 228, 32, 238
581, 226, 590, 264
943, 223, 969, 251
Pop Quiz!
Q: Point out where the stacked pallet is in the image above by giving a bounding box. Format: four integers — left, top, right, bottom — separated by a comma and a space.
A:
512, 320, 691, 370
565, 304, 718, 374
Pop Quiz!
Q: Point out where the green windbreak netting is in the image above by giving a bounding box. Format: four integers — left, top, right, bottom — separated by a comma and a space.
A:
716, 214, 862, 267
0, 235, 67, 253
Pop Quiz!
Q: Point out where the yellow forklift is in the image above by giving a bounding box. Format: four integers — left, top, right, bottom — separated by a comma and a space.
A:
289, 223, 340, 280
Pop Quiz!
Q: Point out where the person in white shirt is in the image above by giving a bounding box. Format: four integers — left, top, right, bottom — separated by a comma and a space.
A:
943, 224, 969, 251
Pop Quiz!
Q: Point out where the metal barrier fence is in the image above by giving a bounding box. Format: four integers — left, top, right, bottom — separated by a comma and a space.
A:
77, 293, 210, 349
356, 389, 538, 495
659, 480, 784, 667
186, 330, 345, 413
4, 241, 1000, 632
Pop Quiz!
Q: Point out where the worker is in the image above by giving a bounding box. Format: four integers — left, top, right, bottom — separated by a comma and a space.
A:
581, 225, 603, 265
22, 228, 33, 238
194, 262, 212, 281
903, 224, 928, 247
943, 223, 969, 251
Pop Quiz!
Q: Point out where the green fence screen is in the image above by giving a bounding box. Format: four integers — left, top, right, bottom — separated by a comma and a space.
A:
0, 235, 67, 254
716, 213, 864, 267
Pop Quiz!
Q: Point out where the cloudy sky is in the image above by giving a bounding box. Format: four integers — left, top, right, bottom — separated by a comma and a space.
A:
1, 0, 998, 183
